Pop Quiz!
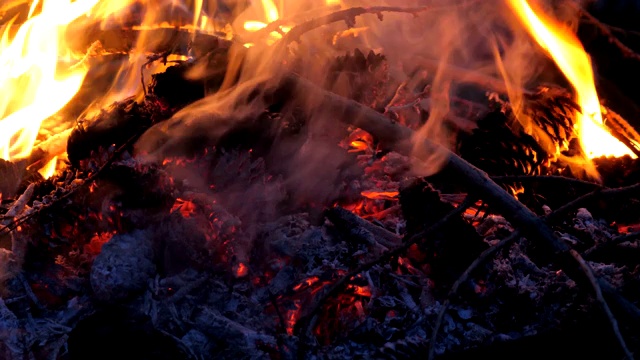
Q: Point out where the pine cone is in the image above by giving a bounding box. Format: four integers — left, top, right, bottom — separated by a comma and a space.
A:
326, 49, 388, 106
458, 110, 548, 177
524, 86, 580, 153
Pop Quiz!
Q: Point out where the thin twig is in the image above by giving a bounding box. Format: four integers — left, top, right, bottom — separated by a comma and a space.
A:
583, 230, 640, 258
569, 249, 634, 359
547, 183, 640, 223
295, 196, 476, 339
167, 273, 209, 303
428, 230, 521, 360
383, 81, 408, 114
491, 175, 602, 188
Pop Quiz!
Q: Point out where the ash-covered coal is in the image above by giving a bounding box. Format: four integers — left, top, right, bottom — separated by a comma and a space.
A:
90, 229, 156, 302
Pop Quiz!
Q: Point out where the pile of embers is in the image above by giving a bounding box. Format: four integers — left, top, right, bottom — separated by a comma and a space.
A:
2, 33, 640, 360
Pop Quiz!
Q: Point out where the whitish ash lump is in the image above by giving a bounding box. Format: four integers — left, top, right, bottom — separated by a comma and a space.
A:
90, 229, 156, 302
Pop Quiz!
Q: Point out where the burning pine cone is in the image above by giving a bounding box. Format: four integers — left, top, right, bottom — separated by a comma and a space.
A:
458, 109, 549, 178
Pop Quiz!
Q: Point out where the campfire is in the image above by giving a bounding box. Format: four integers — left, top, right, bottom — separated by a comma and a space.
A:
3, 0, 640, 358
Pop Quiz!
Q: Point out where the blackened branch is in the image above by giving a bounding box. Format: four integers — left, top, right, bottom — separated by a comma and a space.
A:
547, 183, 640, 223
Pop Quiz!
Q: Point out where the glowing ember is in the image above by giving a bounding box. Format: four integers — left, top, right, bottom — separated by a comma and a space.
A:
349, 140, 369, 152
84, 231, 115, 255
234, 262, 249, 278
0, 0, 97, 165
285, 301, 302, 335
360, 190, 399, 200
171, 198, 197, 218
293, 276, 320, 291
350, 285, 372, 297
507, 0, 635, 159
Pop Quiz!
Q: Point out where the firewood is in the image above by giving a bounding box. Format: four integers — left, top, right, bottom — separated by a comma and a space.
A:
64, 26, 233, 56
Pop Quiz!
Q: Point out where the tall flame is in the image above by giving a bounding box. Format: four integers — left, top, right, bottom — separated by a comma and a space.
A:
0, 0, 99, 163
506, 0, 635, 159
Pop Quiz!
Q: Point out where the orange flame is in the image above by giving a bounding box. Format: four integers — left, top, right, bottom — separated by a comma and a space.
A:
360, 190, 399, 200
0, 0, 97, 162
507, 0, 635, 159
38, 155, 58, 179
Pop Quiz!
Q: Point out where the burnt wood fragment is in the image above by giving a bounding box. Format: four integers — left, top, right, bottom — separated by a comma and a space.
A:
66, 98, 165, 168
0, 160, 25, 199
148, 49, 231, 109
399, 179, 487, 293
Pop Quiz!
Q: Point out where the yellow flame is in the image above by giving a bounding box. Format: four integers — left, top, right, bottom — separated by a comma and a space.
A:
242, 0, 291, 45
507, 0, 635, 159
38, 155, 58, 179
0, 0, 98, 161
326, 0, 341, 5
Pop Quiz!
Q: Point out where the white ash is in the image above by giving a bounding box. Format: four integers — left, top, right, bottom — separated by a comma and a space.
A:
0, 298, 23, 359
192, 308, 275, 358
572, 207, 618, 246
90, 229, 156, 302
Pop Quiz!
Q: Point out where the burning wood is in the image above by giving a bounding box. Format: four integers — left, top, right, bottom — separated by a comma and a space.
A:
3, 0, 640, 359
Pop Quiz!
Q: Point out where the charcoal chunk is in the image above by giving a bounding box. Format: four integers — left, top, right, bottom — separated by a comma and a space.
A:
399, 179, 487, 293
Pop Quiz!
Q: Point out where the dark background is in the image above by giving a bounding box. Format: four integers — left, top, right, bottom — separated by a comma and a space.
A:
581, 0, 640, 127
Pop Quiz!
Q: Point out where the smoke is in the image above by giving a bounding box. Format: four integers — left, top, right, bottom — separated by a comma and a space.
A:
135, 0, 591, 205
